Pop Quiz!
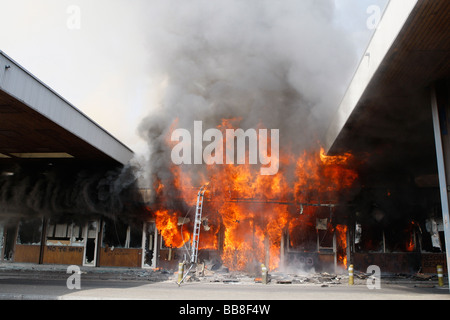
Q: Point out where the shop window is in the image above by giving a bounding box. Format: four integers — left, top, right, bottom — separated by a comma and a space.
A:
46, 220, 84, 246
84, 221, 98, 265
16, 218, 42, 245
102, 220, 142, 249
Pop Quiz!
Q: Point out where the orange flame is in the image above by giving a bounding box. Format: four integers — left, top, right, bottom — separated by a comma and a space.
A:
149, 119, 359, 271
405, 221, 416, 252
155, 209, 190, 248
335, 224, 348, 268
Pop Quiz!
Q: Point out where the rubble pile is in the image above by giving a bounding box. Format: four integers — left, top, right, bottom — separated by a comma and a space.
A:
171, 260, 444, 286
170, 259, 360, 286
173, 267, 358, 286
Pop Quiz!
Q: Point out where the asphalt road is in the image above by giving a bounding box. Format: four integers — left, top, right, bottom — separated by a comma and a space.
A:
0, 277, 449, 300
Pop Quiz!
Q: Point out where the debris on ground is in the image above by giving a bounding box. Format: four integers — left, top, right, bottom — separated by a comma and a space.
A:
1, 262, 445, 287
172, 262, 351, 286
171, 260, 447, 287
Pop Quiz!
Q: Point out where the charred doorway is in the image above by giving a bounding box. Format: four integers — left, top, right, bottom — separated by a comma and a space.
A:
83, 220, 99, 266
142, 221, 157, 268
3, 224, 17, 261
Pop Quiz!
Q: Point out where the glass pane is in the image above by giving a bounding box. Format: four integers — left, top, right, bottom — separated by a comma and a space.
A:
16, 218, 42, 245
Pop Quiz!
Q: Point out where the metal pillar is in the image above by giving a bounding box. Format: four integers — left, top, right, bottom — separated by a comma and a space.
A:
153, 223, 159, 269
431, 83, 450, 291
38, 217, 48, 265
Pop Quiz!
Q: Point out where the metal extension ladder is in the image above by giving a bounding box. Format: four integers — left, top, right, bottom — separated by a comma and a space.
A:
191, 184, 207, 264
177, 184, 208, 285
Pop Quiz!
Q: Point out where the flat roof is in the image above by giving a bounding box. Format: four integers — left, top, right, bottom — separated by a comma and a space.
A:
323, 0, 450, 176
325, 0, 420, 153
0, 51, 134, 166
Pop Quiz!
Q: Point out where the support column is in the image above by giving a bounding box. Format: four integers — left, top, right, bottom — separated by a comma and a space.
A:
0, 223, 5, 262
38, 217, 48, 265
280, 226, 288, 272
152, 225, 160, 268
141, 222, 147, 268
264, 234, 270, 271
430, 81, 450, 291
333, 231, 337, 273
95, 219, 104, 267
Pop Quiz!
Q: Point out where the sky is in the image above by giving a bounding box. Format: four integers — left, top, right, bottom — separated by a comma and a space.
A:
0, 0, 389, 157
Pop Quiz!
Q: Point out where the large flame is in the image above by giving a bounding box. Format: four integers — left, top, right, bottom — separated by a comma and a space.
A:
149, 119, 358, 271
154, 209, 190, 248
335, 224, 348, 268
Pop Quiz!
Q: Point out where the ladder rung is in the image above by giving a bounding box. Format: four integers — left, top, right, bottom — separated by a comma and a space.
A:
190, 184, 208, 264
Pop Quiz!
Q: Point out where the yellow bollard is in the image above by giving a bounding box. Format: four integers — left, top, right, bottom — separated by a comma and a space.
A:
437, 265, 444, 287
261, 264, 268, 285
177, 262, 185, 284
348, 264, 354, 285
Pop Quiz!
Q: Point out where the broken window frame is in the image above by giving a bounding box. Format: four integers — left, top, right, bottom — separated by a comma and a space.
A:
141, 221, 157, 268
101, 219, 143, 249
83, 220, 99, 267
16, 218, 42, 245
46, 219, 85, 247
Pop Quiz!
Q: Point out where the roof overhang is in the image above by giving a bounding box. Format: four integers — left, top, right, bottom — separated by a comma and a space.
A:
0, 51, 134, 167
324, 0, 450, 175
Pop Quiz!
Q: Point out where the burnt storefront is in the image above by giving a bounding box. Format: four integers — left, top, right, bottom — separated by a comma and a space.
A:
147, 0, 450, 276
323, 0, 450, 277
2, 1, 450, 280
0, 50, 142, 269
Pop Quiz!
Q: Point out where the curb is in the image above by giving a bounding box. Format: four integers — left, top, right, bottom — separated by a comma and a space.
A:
0, 293, 60, 300
0, 293, 117, 300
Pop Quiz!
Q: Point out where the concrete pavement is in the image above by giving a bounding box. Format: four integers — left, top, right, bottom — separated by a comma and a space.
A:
0, 277, 449, 300
0, 262, 449, 300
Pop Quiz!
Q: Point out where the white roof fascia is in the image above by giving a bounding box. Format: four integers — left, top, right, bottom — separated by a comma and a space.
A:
324, 0, 419, 153
0, 51, 134, 165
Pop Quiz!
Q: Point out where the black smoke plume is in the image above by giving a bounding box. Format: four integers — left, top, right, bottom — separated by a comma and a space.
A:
0, 163, 146, 224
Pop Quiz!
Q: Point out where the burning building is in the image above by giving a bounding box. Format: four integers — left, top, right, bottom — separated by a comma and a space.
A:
0, 51, 146, 268
140, 0, 450, 277
1, 0, 449, 282
137, 0, 365, 273
145, 135, 358, 273
325, 0, 450, 275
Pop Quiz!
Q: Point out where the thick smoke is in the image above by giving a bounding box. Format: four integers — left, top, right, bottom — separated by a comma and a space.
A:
138, 0, 358, 195
0, 163, 145, 224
